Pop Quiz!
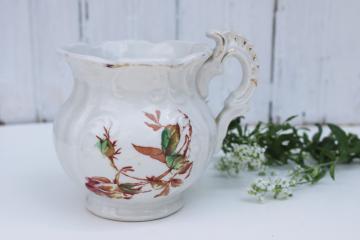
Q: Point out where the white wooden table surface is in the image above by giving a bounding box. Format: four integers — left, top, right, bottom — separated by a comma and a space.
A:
1, 123, 360, 239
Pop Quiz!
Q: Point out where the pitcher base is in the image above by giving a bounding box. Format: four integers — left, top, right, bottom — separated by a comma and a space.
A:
86, 193, 184, 221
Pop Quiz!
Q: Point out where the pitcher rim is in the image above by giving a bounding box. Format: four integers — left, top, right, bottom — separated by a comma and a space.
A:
59, 40, 212, 68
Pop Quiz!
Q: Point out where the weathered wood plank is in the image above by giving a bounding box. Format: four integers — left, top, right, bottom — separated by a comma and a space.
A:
30, 0, 79, 122
2, 0, 360, 125
84, 0, 176, 42
0, 0, 36, 123
273, 0, 360, 124
178, 0, 275, 123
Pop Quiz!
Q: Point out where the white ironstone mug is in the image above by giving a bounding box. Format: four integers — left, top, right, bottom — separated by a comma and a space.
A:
54, 30, 259, 221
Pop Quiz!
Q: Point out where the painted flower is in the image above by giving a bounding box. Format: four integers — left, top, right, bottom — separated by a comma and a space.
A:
86, 110, 193, 200
146, 176, 183, 198
96, 127, 121, 171
85, 176, 143, 199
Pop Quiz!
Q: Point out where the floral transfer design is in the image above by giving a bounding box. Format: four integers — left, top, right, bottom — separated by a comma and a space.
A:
95, 127, 121, 171
85, 110, 193, 199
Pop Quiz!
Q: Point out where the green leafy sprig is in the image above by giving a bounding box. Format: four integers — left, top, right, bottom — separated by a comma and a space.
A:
219, 116, 360, 200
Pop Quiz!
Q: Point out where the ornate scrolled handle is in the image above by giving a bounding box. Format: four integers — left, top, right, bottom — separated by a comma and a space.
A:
197, 31, 259, 152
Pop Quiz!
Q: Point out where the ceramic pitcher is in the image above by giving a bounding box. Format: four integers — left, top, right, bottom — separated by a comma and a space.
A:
54, 30, 258, 221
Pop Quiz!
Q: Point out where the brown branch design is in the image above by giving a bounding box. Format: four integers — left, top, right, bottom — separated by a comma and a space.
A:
85, 110, 193, 199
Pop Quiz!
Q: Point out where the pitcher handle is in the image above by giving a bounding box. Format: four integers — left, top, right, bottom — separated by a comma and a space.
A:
197, 31, 259, 152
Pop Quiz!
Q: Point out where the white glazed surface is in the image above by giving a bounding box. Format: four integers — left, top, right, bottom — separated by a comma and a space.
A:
53, 69, 217, 200
54, 31, 258, 221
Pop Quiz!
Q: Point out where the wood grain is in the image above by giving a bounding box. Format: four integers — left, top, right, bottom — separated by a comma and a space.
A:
272, 0, 360, 124
30, 0, 79, 122
0, 0, 36, 123
178, 0, 274, 123
0, 0, 359, 125
84, 0, 176, 42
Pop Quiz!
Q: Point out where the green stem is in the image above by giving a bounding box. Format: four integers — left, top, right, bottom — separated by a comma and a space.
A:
295, 161, 336, 174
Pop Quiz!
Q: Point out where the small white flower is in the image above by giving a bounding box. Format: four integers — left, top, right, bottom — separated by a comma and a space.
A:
248, 176, 294, 201
217, 143, 266, 175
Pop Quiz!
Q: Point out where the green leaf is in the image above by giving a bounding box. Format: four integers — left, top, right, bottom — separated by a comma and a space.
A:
312, 124, 323, 143
308, 167, 326, 184
161, 128, 170, 152
219, 114, 360, 193
329, 163, 335, 180
328, 123, 350, 162
165, 154, 185, 169
285, 115, 297, 122
101, 140, 109, 154
249, 122, 262, 137
161, 124, 180, 155
228, 117, 241, 131
328, 123, 347, 145
96, 141, 101, 150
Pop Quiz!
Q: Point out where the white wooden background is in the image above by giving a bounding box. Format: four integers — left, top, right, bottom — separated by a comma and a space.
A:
0, 0, 359, 125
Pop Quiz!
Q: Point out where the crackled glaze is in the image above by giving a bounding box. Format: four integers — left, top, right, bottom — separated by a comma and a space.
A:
54, 30, 258, 221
